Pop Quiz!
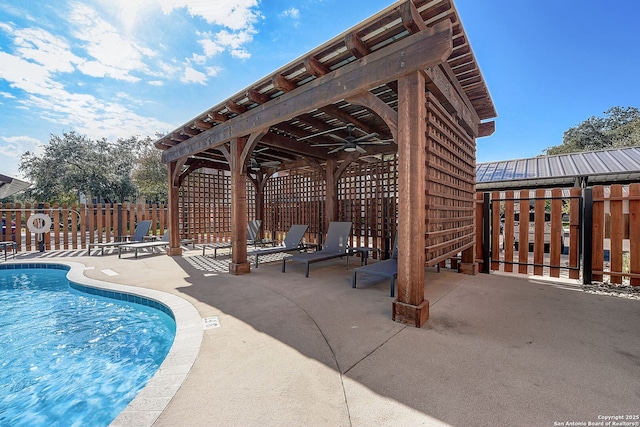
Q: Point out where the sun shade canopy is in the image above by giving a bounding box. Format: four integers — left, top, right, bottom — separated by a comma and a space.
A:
154, 0, 496, 173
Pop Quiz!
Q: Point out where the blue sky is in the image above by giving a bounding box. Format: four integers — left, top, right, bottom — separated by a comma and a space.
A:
1, 0, 638, 179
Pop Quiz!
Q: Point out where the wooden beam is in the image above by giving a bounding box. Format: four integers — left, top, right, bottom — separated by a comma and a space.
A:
393, 70, 429, 328
423, 65, 479, 136
400, 0, 425, 34
166, 161, 182, 256
162, 21, 453, 164
226, 100, 247, 115
260, 132, 329, 160
346, 91, 399, 142
171, 157, 187, 187
272, 73, 297, 92
193, 119, 213, 130
240, 128, 270, 173
344, 31, 370, 59
246, 89, 270, 105
207, 112, 228, 123
478, 121, 495, 137
318, 104, 376, 134
303, 55, 331, 77
181, 127, 200, 136
229, 137, 250, 275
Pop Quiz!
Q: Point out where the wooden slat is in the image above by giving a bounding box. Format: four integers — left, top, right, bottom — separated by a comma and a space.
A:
549, 188, 562, 278
569, 187, 581, 279
491, 192, 501, 271
518, 190, 529, 275
533, 189, 545, 276
592, 186, 605, 282
631, 183, 640, 286
610, 185, 624, 284
504, 190, 514, 272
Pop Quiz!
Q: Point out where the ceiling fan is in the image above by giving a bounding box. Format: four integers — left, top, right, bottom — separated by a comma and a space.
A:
299, 124, 392, 154
248, 148, 281, 171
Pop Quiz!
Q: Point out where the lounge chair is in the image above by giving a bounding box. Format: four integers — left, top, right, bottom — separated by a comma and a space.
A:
87, 220, 151, 255
118, 233, 169, 258
282, 221, 352, 277
202, 220, 271, 257
352, 235, 398, 297
0, 240, 16, 261
247, 224, 309, 268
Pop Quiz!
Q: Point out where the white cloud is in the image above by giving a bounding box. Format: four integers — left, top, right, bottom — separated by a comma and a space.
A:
13, 27, 82, 73
198, 38, 225, 57
205, 66, 222, 77
158, 0, 261, 31
181, 66, 207, 85
230, 49, 250, 59
197, 28, 256, 60
0, 92, 16, 99
0, 135, 44, 158
0, 51, 66, 96
280, 8, 300, 19
69, 3, 156, 82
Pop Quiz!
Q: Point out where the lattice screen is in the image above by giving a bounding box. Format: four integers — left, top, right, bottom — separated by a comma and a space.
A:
263, 169, 325, 244
338, 155, 398, 256
425, 93, 476, 265
179, 169, 255, 243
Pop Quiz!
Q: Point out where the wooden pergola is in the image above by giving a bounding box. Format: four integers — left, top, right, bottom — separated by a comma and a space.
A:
155, 0, 496, 327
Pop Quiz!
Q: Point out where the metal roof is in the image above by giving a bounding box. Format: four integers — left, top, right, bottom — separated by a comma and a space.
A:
476, 147, 640, 190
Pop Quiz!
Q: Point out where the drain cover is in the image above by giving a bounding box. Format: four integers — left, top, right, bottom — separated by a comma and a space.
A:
202, 316, 220, 329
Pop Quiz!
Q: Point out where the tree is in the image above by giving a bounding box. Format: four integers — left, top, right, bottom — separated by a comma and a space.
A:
19, 132, 166, 203
132, 138, 168, 203
544, 106, 640, 155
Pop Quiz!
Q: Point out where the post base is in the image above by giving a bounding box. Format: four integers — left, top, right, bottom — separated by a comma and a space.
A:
392, 299, 430, 328
459, 262, 478, 275
167, 247, 183, 256
229, 262, 251, 275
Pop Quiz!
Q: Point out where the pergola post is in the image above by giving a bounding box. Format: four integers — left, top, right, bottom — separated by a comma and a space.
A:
393, 70, 429, 327
325, 158, 339, 225
229, 137, 251, 275
167, 161, 182, 256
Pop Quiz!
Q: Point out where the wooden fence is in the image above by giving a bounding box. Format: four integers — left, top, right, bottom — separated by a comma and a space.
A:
476, 183, 640, 286
0, 202, 168, 252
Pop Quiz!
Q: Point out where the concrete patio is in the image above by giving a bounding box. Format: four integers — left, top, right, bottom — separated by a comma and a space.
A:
12, 248, 640, 426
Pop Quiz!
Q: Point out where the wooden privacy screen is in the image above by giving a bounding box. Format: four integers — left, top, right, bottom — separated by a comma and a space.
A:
178, 169, 255, 244
425, 94, 476, 266
263, 169, 325, 245
338, 156, 398, 257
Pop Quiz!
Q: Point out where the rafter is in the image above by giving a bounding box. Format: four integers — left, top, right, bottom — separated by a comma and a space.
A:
344, 31, 370, 59
246, 89, 270, 105
272, 73, 297, 92
226, 100, 248, 115
162, 21, 453, 163
207, 112, 228, 123
303, 55, 331, 78
193, 119, 213, 130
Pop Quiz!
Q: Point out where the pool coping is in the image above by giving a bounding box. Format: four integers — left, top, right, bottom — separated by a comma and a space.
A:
2, 261, 203, 427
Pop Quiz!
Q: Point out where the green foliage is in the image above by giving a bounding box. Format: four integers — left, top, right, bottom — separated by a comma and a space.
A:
132, 140, 168, 203
544, 106, 640, 155
19, 132, 167, 204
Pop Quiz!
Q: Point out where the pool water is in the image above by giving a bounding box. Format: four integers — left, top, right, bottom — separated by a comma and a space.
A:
0, 267, 176, 426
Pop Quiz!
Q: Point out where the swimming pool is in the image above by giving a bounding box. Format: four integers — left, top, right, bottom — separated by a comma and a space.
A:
0, 264, 176, 426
